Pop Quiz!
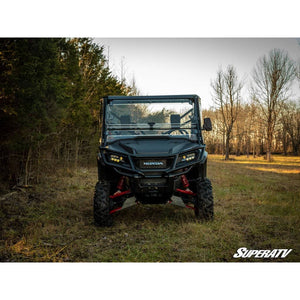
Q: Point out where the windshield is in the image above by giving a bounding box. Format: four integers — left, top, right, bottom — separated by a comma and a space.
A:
105, 99, 199, 142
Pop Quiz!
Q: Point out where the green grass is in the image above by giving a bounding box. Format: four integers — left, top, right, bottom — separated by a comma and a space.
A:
0, 155, 299, 262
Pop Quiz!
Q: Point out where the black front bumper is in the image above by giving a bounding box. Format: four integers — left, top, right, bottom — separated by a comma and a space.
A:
100, 146, 207, 179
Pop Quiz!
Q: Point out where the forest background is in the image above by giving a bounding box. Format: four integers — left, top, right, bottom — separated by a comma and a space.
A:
1, 38, 299, 190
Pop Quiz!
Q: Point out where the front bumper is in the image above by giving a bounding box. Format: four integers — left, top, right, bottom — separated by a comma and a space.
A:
99, 146, 207, 178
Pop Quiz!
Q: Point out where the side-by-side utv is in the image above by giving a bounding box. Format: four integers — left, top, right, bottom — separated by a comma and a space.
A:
94, 95, 213, 226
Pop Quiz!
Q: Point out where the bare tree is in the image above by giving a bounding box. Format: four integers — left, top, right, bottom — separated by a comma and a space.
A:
248, 100, 259, 157
128, 75, 140, 96
211, 65, 243, 160
120, 56, 127, 85
202, 108, 225, 154
281, 101, 300, 155
251, 49, 295, 161
297, 60, 300, 87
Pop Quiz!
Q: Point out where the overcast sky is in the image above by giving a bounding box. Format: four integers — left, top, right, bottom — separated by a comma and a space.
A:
94, 38, 300, 109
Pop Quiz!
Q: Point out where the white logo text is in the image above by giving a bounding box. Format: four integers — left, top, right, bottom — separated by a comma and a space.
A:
233, 247, 292, 258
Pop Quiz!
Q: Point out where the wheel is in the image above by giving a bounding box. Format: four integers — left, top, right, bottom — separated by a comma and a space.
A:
93, 181, 113, 226
195, 178, 214, 220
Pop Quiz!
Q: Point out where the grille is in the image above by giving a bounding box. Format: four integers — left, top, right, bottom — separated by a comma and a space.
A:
140, 178, 167, 186
138, 159, 167, 169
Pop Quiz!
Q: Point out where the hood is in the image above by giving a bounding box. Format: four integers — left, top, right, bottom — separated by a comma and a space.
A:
105, 137, 199, 156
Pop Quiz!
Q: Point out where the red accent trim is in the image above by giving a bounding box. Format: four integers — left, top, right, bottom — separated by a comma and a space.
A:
181, 175, 189, 189
176, 188, 196, 196
109, 207, 122, 214
109, 190, 131, 199
117, 176, 125, 190
185, 204, 195, 210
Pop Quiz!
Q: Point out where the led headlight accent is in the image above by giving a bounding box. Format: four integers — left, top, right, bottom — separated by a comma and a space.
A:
182, 153, 195, 162
110, 154, 124, 163
178, 152, 196, 163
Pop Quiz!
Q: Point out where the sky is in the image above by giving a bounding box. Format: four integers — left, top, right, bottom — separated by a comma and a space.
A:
94, 38, 300, 109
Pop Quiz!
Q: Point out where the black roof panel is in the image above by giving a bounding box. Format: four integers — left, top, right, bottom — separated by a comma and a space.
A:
106, 94, 200, 101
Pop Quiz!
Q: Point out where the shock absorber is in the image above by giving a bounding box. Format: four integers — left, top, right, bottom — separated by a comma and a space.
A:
112, 176, 127, 197
117, 176, 125, 191
181, 175, 189, 189
175, 174, 196, 196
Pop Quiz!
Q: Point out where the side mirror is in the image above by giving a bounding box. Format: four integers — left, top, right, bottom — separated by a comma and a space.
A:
203, 117, 212, 131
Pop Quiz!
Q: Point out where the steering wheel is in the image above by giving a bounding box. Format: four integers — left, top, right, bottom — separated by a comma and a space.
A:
134, 130, 146, 135
163, 128, 188, 135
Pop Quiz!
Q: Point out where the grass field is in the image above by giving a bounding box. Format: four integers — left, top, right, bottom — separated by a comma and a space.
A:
1, 154, 299, 262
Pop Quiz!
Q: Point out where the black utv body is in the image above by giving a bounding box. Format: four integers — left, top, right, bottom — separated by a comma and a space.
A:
94, 95, 213, 226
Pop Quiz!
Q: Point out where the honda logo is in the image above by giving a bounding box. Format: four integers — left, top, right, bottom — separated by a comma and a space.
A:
143, 161, 164, 166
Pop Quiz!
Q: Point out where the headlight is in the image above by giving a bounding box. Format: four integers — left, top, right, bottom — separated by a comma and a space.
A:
178, 152, 196, 163
109, 154, 125, 163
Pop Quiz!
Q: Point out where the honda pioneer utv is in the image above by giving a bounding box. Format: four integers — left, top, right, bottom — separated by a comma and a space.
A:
94, 95, 213, 226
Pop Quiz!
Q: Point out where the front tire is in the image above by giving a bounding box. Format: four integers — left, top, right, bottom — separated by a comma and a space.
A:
93, 181, 113, 227
195, 178, 214, 220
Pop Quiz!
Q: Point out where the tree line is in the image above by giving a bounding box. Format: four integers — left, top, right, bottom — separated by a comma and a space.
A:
0, 39, 299, 188
205, 49, 300, 161
0, 38, 137, 187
